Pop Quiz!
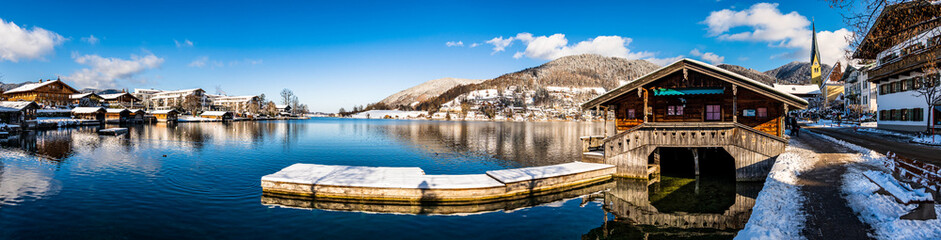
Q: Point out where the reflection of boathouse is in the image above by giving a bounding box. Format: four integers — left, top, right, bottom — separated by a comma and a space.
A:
583, 59, 808, 181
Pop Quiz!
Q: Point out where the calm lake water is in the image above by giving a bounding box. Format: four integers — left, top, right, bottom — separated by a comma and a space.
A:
0, 118, 758, 239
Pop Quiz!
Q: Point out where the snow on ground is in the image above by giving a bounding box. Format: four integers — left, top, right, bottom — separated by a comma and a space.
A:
735, 140, 817, 240
36, 117, 98, 127
809, 131, 941, 240
912, 135, 941, 146
857, 128, 915, 138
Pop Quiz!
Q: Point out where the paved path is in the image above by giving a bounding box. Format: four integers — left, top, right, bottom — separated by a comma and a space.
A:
793, 132, 875, 240
805, 127, 941, 166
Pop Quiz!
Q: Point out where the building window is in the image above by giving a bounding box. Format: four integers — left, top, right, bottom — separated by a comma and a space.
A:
705, 105, 721, 121
667, 105, 684, 116
901, 109, 910, 121
914, 77, 923, 89
627, 109, 636, 119
914, 108, 924, 121
757, 108, 768, 118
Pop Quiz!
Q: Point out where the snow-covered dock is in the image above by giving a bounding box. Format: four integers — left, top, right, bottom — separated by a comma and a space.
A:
261, 162, 615, 203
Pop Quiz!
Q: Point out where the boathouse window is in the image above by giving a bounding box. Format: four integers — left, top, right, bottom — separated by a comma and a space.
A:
705, 105, 721, 121
757, 108, 768, 118
627, 109, 636, 119
667, 105, 684, 116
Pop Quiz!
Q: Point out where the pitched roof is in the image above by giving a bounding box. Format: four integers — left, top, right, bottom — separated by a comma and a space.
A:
106, 108, 131, 114
99, 92, 140, 101
71, 107, 106, 114
200, 111, 231, 116
0, 101, 40, 110
70, 92, 101, 100
148, 110, 178, 114
4, 80, 79, 94
582, 58, 809, 109
772, 84, 821, 95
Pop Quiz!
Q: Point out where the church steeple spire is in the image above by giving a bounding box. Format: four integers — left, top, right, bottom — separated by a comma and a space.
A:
810, 19, 823, 86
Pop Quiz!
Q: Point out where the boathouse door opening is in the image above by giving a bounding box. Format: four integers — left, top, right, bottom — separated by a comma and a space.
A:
651, 147, 735, 179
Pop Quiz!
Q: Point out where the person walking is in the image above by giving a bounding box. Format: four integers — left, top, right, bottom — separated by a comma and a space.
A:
791, 115, 801, 137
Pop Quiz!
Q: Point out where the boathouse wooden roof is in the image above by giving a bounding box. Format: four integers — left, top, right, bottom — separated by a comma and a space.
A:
582, 58, 808, 110
0, 101, 40, 111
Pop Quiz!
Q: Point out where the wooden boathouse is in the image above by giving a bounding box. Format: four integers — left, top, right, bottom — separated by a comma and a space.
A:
149, 110, 178, 122
582, 59, 808, 181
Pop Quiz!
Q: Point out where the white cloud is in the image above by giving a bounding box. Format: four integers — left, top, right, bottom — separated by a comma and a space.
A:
446, 41, 464, 47
489, 32, 654, 61
469, 43, 480, 48
645, 56, 685, 66
0, 18, 65, 62
690, 48, 725, 64
702, 3, 851, 64
65, 52, 164, 88
174, 39, 194, 48
189, 56, 209, 68
81, 35, 99, 45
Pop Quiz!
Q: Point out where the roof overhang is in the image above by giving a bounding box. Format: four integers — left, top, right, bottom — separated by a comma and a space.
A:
582, 58, 809, 110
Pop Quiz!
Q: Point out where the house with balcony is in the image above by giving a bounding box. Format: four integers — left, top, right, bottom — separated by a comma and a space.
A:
2, 79, 80, 107
842, 64, 878, 116
853, 1, 941, 132
581, 59, 807, 181
100, 92, 141, 109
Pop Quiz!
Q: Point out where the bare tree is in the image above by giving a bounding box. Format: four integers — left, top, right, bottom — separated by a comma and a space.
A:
280, 89, 294, 105
181, 94, 201, 115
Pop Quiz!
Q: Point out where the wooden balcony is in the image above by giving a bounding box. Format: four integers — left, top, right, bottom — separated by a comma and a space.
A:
869, 48, 941, 82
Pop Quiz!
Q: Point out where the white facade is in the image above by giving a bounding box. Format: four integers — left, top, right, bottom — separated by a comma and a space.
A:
870, 26, 941, 132
843, 67, 878, 114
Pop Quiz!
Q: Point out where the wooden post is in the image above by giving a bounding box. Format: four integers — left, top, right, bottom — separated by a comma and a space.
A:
732, 85, 738, 123
691, 147, 700, 176
643, 88, 649, 123
602, 106, 608, 137
782, 104, 788, 137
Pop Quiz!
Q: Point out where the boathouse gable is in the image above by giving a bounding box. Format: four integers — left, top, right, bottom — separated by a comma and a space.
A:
581, 59, 807, 181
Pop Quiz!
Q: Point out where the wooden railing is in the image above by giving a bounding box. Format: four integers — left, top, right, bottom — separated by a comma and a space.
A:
601, 122, 787, 159
869, 48, 941, 81
885, 152, 941, 191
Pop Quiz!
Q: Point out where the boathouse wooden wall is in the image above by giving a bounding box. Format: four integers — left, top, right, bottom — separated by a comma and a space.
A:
610, 71, 785, 137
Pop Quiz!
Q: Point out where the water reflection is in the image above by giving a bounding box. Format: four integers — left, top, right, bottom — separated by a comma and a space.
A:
374, 121, 604, 168
0, 151, 61, 205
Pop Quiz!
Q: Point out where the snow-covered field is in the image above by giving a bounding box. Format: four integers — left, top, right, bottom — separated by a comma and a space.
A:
735, 140, 817, 240
811, 132, 941, 240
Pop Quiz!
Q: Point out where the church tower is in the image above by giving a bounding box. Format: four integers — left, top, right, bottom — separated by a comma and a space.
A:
810, 21, 823, 86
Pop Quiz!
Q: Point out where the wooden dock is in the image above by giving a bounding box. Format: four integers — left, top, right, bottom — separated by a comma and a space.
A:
98, 128, 128, 135
260, 162, 615, 203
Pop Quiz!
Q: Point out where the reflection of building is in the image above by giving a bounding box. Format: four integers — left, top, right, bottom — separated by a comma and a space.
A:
853, 1, 941, 132
2, 79, 80, 107
582, 59, 808, 181
0, 101, 39, 126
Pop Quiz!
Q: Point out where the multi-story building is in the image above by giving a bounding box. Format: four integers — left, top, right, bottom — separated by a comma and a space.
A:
2, 79, 80, 107
842, 64, 878, 116
100, 92, 141, 108
149, 88, 209, 111
132, 88, 163, 110
853, 1, 941, 132
209, 95, 260, 115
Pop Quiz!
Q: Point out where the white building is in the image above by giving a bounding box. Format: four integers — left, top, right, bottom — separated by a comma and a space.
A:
842, 65, 878, 115
148, 88, 210, 112
209, 95, 260, 115
853, 2, 941, 132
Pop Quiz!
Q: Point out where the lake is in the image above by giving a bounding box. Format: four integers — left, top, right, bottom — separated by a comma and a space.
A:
0, 118, 757, 239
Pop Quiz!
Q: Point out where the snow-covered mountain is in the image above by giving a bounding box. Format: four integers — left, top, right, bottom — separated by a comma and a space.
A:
379, 77, 485, 108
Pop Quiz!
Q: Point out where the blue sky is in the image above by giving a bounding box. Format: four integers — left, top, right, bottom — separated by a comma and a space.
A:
0, 0, 851, 112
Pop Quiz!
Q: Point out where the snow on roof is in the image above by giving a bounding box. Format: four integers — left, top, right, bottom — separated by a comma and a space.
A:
70, 93, 99, 99
276, 105, 290, 109
584, 58, 809, 109
99, 92, 137, 100
773, 84, 822, 95
4, 80, 76, 94
200, 111, 231, 116
106, 108, 130, 113
0, 101, 38, 110
148, 110, 178, 114
127, 109, 146, 114
71, 107, 106, 114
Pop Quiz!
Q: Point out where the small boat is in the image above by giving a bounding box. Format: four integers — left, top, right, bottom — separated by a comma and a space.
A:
98, 128, 128, 136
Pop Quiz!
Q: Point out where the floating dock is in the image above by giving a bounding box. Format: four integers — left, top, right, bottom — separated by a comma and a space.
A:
260, 162, 615, 203
98, 128, 128, 135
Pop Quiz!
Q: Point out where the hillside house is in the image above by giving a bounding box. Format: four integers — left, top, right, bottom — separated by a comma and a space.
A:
100, 92, 141, 108
70, 93, 103, 106
2, 79, 80, 107
582, 59, 807, 181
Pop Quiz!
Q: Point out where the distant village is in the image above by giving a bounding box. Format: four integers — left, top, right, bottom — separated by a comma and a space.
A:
0, 78, 310, 133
